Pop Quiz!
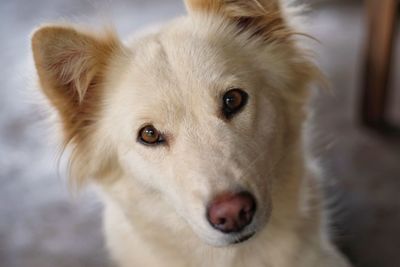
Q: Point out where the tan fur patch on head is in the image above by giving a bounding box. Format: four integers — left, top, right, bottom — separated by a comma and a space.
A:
184, 0, 291, 42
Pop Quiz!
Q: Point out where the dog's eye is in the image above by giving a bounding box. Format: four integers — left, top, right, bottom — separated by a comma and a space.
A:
138, 125, 164, 146
222, 89, 248, 119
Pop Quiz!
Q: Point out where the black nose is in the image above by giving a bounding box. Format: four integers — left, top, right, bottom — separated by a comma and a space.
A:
207, 191, 256, 233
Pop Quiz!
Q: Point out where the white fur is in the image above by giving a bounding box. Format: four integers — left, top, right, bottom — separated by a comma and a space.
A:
31, 1, 352, 266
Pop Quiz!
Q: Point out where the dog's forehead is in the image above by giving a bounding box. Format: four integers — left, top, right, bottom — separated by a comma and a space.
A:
133, 38, 229, 91
120, 23, 250, 110
109, 17, 264, 131
130, 17, 257, 92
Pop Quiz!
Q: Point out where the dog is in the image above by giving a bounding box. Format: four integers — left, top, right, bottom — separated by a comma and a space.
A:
31, 0, 352, 266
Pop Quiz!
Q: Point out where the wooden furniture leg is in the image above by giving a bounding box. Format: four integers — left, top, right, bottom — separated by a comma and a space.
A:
362, 0, 398, 129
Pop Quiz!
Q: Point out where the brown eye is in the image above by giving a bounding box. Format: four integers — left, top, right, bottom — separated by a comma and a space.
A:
222, 89, 248, 119
138, 125, 164, 146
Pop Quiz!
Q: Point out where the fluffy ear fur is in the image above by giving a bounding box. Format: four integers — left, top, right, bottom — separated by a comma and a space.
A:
185, 0, 324, 96
184, 0, 291, 42
31, 25, 123, 143
32, 25, 125, 187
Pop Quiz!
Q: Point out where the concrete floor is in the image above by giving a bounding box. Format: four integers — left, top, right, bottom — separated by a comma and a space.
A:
0, 0, 399, 267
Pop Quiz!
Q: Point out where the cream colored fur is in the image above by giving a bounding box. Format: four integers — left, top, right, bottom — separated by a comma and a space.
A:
31, 0, 352, 266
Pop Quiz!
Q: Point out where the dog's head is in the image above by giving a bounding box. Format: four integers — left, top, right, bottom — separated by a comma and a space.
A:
32, 0, 320, 247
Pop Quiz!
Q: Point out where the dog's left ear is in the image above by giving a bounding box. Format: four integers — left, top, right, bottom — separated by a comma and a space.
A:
32, 25, 125, 187
31, 25, 123, 143
185, 0, 290, 42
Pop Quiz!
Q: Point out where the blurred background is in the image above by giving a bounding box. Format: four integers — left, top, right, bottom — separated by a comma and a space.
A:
0, 0, 399, 266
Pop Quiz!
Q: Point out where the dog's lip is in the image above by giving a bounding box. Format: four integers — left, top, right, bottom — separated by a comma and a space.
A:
232, 232, 256, 244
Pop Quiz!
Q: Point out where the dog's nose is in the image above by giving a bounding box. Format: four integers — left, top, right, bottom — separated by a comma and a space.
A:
207, 191, 256, 233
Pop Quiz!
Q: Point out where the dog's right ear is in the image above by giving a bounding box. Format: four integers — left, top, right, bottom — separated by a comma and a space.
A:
31, 25, 123, 143
184, 0, 290, 42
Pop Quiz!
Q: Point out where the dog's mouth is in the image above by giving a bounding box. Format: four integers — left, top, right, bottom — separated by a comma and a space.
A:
232, 231, 256, 244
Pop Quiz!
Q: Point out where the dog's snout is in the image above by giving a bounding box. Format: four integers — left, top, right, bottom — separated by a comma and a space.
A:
207, 191, 256, 233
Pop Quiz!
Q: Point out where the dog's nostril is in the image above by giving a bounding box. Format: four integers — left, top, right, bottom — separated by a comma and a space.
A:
207, 191, 256, 233
218, 218, 227, 226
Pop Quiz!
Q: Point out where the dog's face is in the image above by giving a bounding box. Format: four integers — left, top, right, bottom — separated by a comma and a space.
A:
32, 0, 319, 247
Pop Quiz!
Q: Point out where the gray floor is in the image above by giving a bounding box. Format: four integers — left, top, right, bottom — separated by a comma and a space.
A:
0, 1, 399, 267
